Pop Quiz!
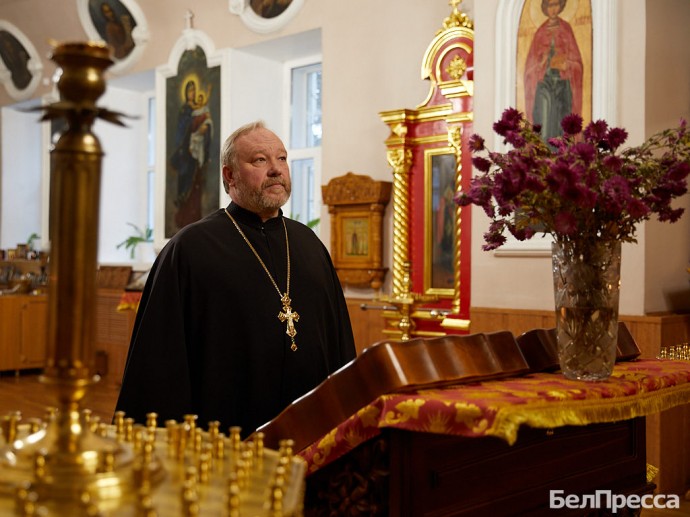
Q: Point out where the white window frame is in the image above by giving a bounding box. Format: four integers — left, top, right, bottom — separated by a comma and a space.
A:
145, 91, 156, 232
282, 55, 322, 229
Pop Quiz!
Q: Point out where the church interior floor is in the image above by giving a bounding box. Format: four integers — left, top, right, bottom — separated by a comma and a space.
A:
0, 368, 120, 424
0, 370, 689, 515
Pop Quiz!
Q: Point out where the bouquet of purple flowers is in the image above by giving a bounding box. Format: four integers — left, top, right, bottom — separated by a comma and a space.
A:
457, 108, 690, 250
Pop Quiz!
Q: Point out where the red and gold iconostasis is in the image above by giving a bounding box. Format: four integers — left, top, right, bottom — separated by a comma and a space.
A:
379, 4, 473, 338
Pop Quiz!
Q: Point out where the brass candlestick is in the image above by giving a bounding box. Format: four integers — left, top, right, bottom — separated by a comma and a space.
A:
0, 42, 305, 515
376, 262, 437, 341
0, 41, 156, 510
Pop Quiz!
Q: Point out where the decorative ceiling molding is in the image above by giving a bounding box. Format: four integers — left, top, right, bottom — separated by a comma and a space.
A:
0, 20, 42, 101
76, 0, 149, 74
228, 0, 304, 34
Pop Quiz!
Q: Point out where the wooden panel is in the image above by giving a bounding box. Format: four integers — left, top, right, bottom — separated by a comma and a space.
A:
0, 296, 21, 370
19, 296, 47, 367
470, 307, 690, 358
305, 419, 650, 516
392, 420, 648, 516
470, 307, 555, 337
94, 289, 136, 383
346, 298, 387, 355
0, 295, 47, 371
647, 406, 690, 496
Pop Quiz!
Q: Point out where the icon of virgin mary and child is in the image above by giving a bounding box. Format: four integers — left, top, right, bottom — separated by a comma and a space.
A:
170, 78, 213, 230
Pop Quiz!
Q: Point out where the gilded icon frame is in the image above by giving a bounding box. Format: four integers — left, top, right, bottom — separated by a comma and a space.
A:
424, 148, 457, 297
154, 29, 230, 250
322, 172, 391, 290
338, 213, 373, 265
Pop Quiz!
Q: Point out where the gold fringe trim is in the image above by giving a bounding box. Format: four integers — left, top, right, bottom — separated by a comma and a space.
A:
646, 463, 659, 484
485, 382, 690, 445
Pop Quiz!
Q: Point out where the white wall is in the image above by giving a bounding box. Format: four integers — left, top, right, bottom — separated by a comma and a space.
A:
469, 0, 690, 316
0, 0, 689, 316
643, 0, 690, 313
96, 85, 152, 265
0, 84, 152, 265
0, 103, 41, 250
229, 50, 284, 140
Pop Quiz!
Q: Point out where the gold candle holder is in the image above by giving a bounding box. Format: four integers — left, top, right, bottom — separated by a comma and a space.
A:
0, 41, 305, 515
376, 262, 437, 341
0, 41, 157, 510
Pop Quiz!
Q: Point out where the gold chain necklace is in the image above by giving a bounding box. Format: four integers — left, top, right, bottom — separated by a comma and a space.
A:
224, 208, 299, 351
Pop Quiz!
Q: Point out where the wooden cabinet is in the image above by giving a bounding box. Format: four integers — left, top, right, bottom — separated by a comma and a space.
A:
94, 289, 136, 384
305, 419, 650, 516
19, 296, 48, 367
0, 289, 137, 381
0, 295, 48, 371
345, 297, 387, 355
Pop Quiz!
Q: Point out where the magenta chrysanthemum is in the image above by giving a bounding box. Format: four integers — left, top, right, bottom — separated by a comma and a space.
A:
457, 108, 690, 250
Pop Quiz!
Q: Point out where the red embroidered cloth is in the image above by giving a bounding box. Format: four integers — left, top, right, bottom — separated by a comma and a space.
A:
300, 359, 690, 474
117, 291, 142, 312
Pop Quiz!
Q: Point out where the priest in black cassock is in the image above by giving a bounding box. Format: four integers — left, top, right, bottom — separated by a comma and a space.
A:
115, 121, 356, 437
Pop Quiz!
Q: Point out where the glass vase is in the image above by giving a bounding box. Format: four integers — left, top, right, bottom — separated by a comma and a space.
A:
552, 239, 622, 381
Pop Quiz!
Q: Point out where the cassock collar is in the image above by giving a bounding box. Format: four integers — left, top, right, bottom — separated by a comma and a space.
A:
225, 202, 284, 231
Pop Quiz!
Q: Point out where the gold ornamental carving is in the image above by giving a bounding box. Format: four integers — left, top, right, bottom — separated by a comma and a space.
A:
322, 173, 392, 290
420, 0, 474, 106
377, 0, 474, 338
322, 171, 390, 206
439, 0, 474, 33
446, 55, 467, 80
447, 125, 464, 318
386, 149, 412, 296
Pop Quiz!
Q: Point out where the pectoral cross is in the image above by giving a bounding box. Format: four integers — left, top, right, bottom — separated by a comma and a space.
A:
278, 294, 299, 351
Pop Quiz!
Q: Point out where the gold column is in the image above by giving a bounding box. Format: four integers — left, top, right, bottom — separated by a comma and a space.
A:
0, 41, 151, 509
43, 43, 107, 409
386, 146, 412, 297
448, 125, 463, 315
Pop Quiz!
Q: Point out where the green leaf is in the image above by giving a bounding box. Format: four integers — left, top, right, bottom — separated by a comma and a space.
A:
116, 223, 153, 259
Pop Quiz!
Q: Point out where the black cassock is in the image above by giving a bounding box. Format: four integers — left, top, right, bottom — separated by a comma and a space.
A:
115, 202, 356, 436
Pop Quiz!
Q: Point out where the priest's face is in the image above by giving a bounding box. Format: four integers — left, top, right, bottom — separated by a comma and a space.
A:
225, 127, 292, 220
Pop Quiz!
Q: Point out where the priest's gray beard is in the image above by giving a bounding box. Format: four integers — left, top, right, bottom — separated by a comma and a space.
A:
235, 176, 292, 213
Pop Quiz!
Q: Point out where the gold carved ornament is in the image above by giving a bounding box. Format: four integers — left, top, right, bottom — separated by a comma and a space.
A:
447, 125, 464, 318
322, 172, 391, 290
386, 148, 413, 297
439, 0, 474, 33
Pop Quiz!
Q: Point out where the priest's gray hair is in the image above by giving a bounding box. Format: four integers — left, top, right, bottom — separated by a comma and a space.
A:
221, 120, 267, 193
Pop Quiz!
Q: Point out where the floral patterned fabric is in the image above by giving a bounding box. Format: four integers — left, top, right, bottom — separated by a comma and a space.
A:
300, 359, 690, 474
117, 291, 142, 312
